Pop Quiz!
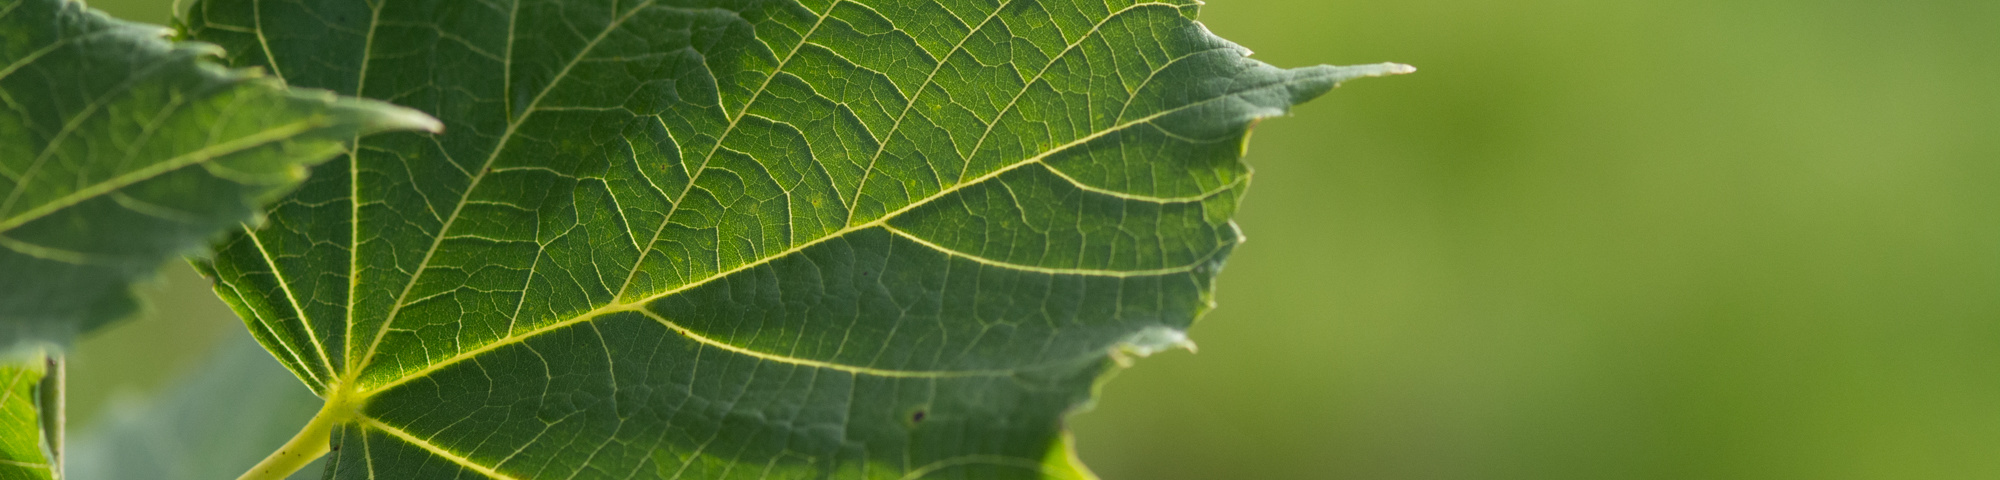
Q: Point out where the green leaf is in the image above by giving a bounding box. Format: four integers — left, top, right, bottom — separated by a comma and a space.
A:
0, 0, 441, 347
185, 0, 1405, 477
0, 358, 51, 480
70, 329, 323, 480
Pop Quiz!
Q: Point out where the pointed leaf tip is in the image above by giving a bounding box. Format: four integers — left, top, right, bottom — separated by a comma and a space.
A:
327, 97, 444, 135
1331, 62, 1418, 83
377, 106, 445, 135
1275, 62, 1416, 108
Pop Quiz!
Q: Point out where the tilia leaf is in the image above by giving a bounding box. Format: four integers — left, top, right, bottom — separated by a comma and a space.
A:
185, 0, 1406, 477
0, 0, 441, 346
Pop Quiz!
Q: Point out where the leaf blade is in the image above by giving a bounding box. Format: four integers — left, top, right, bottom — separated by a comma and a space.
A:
188, 0, 1404, 477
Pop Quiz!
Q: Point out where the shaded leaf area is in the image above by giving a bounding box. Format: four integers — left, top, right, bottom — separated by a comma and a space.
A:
69, 329, 323, 480
185, 0, 1402, 477
0, 360, 50, 480
0, 0, 439, 346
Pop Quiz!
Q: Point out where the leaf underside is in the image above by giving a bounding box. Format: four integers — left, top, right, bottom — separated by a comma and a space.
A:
0, 0, 438, 347
186, 0, 1400, 477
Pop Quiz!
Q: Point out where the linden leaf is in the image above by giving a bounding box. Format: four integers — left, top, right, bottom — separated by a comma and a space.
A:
186, 0, 1405, 477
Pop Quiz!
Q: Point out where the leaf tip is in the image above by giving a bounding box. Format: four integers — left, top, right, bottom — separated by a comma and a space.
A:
1334, 62, 1417, 81
377, 107, 445, 135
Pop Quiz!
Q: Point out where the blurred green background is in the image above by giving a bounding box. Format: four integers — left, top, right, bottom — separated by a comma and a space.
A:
72, 0, 2000, 479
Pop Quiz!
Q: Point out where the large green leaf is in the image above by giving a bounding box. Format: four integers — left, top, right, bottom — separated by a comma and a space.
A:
186, 0, 1404, 477
0, 358, 50, 480
0, 0, 440, 346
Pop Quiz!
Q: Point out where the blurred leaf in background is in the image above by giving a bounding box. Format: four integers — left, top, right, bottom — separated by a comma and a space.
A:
64, 0, 2000, 479
69, 327, 321, 480
65, 263, 236, 429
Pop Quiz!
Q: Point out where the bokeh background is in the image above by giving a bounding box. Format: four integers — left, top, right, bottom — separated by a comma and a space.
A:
71, 0, 2000, 479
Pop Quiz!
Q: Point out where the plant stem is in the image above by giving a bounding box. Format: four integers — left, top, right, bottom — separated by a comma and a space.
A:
237, 395, 344, 480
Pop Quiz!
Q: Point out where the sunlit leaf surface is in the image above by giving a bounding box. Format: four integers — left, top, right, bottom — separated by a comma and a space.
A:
186, 0, 1402, 477
0, 360, 49, 480
0, 0, 440, 346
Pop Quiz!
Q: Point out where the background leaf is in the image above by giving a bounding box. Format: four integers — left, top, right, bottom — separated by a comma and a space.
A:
184, 0, 1398, 477
0, 0, 440, 347
69, 328, 323, 480
0, 359, 51, 480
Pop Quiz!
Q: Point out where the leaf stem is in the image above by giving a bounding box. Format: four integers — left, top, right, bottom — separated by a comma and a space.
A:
238, 389, 352, 480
